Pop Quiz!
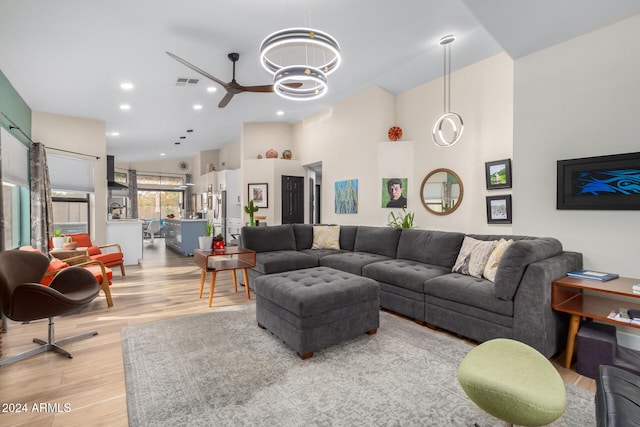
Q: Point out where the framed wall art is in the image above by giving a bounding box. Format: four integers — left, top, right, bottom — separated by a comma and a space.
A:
486, 195, 512, 224
485, 159, 512, 190
557, 152, 640, 210
381, 178, 408, 208
335, 179, 358, 214
248, 183, 268, 208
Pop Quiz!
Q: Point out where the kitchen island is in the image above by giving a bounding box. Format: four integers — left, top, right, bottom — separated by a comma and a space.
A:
165, 219, 207, 256
106, 219, 143, 265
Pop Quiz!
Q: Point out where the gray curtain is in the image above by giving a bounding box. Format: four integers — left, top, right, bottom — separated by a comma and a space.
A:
128, 169, 138, 219
29, 142, 53, 253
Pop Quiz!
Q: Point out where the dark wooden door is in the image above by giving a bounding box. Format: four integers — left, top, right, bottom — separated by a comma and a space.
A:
282, 175, 304, 224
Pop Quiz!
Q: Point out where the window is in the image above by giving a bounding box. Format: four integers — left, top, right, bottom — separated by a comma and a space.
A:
47, 153, 95, 235
52, 191, 90, 235
1, 128, 29, 249
136, 173, 185, 221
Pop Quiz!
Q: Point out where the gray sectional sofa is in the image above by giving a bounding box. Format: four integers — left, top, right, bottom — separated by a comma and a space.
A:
240, 224, 582, 358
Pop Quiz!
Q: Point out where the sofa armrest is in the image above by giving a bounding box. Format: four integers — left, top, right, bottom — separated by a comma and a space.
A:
513, 251, 582, 358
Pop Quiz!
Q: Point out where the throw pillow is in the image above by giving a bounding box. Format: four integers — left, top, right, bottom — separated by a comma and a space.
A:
483, 238, 514, 282
452, 236, 497, 278
312, 225, 341, 250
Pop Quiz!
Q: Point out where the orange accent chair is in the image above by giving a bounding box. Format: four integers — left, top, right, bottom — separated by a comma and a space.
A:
20, 246, 114, 307
64, 233, 125, 276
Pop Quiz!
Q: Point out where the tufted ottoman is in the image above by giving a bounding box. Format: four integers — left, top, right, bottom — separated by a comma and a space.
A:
254, 266, 380, 359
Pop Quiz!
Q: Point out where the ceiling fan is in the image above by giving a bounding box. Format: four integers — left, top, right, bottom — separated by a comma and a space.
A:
166, 51, 297, 108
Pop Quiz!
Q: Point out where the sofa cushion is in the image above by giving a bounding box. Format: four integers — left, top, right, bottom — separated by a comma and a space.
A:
483, 239, 514, 282
363, 259, 450, 293
299, 248, 347, 261
493, 238, 562, 300
312, 225, 340, 249
241, 224, 296, 253
254, 250, 318, 275
424, 273, 514, 317
452, 237, 497, 278
396, 229, 465, 268
354, 226, 401, 258
338, 225, 358, 251
320, 252, 392, 276
293, 224, 314, 250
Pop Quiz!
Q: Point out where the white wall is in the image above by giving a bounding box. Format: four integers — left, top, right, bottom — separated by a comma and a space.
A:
292, 85, 396, 225
396, 52, 514, 233
289, 53, 514, 230
31, 111, 108, 244
513, 14, 640, 276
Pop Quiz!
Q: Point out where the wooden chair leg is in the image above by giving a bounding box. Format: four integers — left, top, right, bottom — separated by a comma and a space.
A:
119, 263, 126, 276
101, 278, 113, 307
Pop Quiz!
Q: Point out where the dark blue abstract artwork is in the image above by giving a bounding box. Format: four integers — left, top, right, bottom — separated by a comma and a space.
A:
557, 152, 640, 210
574, 169, 640, 196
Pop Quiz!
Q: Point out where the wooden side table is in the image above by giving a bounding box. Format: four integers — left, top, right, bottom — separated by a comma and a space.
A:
194, 248, 256, 307
50, 247, 90, 264
552, 275, 640, 369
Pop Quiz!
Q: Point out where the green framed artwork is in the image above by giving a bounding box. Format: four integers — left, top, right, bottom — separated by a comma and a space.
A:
382, 178, 407, 208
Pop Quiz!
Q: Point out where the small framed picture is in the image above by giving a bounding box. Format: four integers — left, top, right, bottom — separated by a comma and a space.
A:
485, 159, 512, 189
248, 183, 268, 208
486, 195, 512, 224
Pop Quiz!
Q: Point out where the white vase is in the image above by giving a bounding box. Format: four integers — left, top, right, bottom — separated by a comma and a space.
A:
198, 236, 213, 251
52, 236, 66, 249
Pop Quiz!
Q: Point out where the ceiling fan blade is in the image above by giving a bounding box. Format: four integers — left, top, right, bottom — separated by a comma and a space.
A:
239, 84, 275, 93
218, 92, 235, 108
166, 51, 229, 89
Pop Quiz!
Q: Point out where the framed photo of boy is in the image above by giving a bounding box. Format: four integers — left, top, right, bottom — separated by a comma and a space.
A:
248, 183, 268, 208
485, 159, 512, 189
486, 195, 512, 224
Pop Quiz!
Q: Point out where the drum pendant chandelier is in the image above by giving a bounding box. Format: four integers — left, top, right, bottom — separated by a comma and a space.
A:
432, 35, 464, 147
260, 27, 341, 101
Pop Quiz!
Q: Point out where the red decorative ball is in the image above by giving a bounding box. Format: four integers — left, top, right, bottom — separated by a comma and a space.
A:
388, 126, 402, 141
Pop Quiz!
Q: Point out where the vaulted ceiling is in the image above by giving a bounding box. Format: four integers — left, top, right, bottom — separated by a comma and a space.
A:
1, 0, 638, 162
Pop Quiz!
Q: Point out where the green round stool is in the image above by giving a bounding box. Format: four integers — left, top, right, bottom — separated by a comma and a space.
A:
457, 338, 566, 427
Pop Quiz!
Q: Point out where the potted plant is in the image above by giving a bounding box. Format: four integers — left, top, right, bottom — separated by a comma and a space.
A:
213, 233, 225, 251
51, 228, 66, 249
244, 200, 259, 226
198, 220, 215, 251
63, 236, 78, 250
387, 208, 416, 229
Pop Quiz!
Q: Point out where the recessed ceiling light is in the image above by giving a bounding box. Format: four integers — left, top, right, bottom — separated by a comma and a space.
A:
120, 82, 134, 90
120, 104, 131, 110
160, 153, 166, 156
110, 132, 120, 136
207, 86, 217, 93
180, 136, 186, 139
193, 104, 203, 110
186, 129, 193, 133
276, 110, 284, 116
175, 142, 181, 145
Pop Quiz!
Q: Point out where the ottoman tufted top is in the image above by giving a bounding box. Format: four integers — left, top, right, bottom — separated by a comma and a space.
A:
254, 266, 379, 317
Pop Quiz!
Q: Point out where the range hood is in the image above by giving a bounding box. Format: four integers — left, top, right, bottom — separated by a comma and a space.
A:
107, 155, 128, 189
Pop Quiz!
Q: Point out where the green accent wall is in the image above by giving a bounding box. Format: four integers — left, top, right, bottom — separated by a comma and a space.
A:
0, 69, 32, 146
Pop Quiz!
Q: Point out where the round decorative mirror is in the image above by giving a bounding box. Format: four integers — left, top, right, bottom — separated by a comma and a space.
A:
419, 168, 464, 215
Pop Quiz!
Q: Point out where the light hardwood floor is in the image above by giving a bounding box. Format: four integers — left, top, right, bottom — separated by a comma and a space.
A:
0, 240, 595, 426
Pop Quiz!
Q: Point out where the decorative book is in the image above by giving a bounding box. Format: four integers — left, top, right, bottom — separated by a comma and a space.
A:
567, 270, 619, 281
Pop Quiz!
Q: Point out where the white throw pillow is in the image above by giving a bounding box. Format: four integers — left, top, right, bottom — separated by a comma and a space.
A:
452, 236, 497, 278
312, 225, 340, 250
483, 238, 514, 282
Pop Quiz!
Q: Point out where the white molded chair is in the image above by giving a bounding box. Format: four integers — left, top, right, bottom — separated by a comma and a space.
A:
143, 219, 162, 242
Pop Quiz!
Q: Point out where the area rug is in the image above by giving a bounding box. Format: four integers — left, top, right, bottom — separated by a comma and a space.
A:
122, 304, 595, 426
